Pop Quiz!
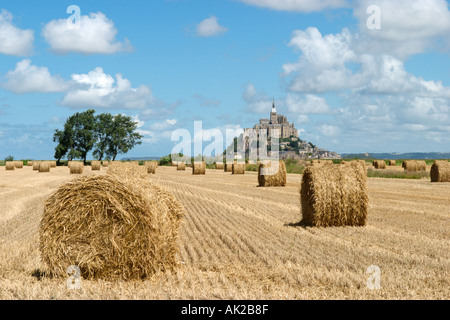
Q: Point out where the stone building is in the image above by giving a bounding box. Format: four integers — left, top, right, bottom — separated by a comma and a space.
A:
253, 100, 298, 139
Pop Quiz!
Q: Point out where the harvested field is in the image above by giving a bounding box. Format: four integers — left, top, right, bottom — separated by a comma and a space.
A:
0, 166, 448, 299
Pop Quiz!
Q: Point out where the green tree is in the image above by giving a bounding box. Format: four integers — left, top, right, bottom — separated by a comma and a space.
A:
106, 114, 143, 161
5, 155, 14, 161
93, 113, 113, 161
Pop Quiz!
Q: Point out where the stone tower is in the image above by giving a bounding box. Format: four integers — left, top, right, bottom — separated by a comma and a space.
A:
270, 98, 277, 124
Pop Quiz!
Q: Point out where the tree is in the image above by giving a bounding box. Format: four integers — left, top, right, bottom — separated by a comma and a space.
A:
70, 110, 96, 164
4, 155, 14, 161
93, 113, 113, 161
106, 114, 143, 161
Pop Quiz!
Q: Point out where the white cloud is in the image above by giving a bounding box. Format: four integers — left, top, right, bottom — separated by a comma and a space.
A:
2, 59, 68, 94
42, 12, 130, 54
242, 83, 274, 114
320, 124, 340, 137
354, 0, 450, 58
196, 16, 228, 37
149, 119, 178, 131
0, 9, 34, 56
238, 0, 347, 12
286, 94, 330, 114
61, 67, 154, 109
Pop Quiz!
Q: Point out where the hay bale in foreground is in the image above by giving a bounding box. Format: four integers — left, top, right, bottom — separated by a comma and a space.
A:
39, 175, 184, 280
232, 163, 245, 175
177, 162, 186, 171
192, 162, 206, 175
215, 162, 224, 170
33, 162, 40, 171
146, 161, 157, 174
108, 162, 147, 179
70, 162, 84, 175
430, 161, 450, 182
300, 161, 368, 227
5, 162, 15, 171
373, 160, 386, 169
39, 162, 50, 173
91, 161, 101, 171
14, 161, 23, 169
258, 161, 286, 187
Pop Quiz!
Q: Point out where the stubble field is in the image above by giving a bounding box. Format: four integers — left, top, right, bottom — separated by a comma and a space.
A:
0, 165, 448, 299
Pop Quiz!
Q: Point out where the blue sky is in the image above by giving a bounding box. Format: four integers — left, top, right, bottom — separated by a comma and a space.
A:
0, 0, 449, 160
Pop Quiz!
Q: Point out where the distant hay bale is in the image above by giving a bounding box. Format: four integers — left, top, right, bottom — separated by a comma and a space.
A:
5, 162, 15, 171
232, 163, 245, 175
300, 161, 368, 227
224, 163, 233, 172
258, 161, 286, 187
430, 161, 450, 182
108, 161, 147, 179
39, 174, 184, 280
192, 162, 206, 175
403, 160, 426, 172
373, 160, 386, 169
39, 162, 50, 173
14, 161, 23, 169
102, 161, 110, 167
177, 162, 186, 171
27, 161, 33, 167
389, 160, 396, 166
215, 162, 224, 170
171, 161, 178, 167
70, 162, 84, 175
91, 161, 101, 171
33, 161, 40, 171
146, 161, 158, 174
49, 161, 56, 168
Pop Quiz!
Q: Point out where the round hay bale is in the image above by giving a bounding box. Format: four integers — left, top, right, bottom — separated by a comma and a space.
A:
430, 161, 450, 182
373, 160, 386, 169
27, 161, 33, 166
388, 160, 396, 166
192, 161, 206, 175
145, 161, 157, 174
14, 161, 24, 169
102, 161, 110, 167
258, 161, 286, 187
177, 162, 186, 171
300, 161, 368, 227
224, 163, 233, 172
39, 162, 50, 173
215, 162, 224, 170
33, 161, 40, 171
49, 161, 56, 168
108, 161, 146, 179
416, 160, 427, 171
232, 163, 245, 175
403, 160, 425, 171
5, 162, 15, 171
91, 161, 101, 171
70, 162, 84, 175
39, 175, 184, 280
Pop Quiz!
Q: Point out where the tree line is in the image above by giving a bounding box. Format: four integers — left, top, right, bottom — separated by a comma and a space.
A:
53, 109, 143, 164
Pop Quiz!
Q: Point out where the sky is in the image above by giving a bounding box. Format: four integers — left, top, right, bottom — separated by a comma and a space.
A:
0, 0, 449, 160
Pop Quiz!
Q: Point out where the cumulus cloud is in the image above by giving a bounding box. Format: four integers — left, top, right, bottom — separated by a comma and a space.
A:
148, 119, 178, 131
61, 67, 154, 109
0, 9, 34, 56
286, 94, 330, 114
196, 16, 228, 37
2, 59, 68, 94
242, 83, 276, 114
238, 0, 347, 12
42, 12, 130, 54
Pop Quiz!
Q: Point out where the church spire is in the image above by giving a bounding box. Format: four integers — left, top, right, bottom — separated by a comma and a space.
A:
272, 97, 276, 113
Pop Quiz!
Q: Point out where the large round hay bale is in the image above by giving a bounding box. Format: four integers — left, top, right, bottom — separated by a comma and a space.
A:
39, 162, 50, 173
430, 161, 450, 182
373, 160, 386, 169
389, 160, 396, 166
300, 161, 368, 227
258, 161, 286, 187
145, 161, 157, 174
91, 161, 101, 171
70, 162, 84, 174
192, 162, 206, 175
232, 163, 245, 175
108, 161, 146, 179
224, 163, 233, 172
215, 162, 224, 170
177, 162, 186, 171
33, 161, 40, 171
14, 161, 23, 169
39, 175, 184, 280
5, 162, 15, 171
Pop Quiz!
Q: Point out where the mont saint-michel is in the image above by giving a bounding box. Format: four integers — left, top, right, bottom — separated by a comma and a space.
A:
239, 101, 340, 160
